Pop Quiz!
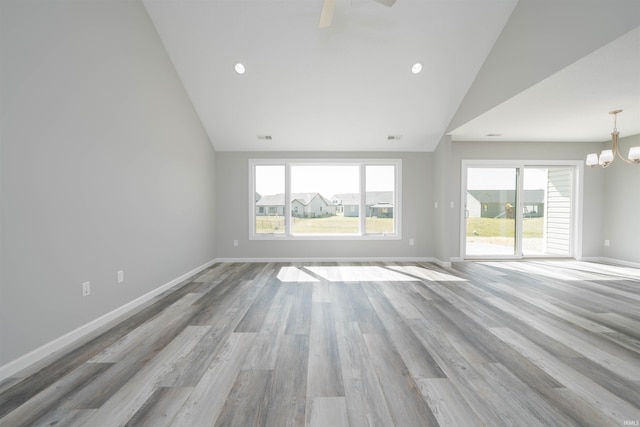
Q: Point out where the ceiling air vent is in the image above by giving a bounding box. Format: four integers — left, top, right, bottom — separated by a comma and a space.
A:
387, 135, 402, 141
258, 135, 272, 141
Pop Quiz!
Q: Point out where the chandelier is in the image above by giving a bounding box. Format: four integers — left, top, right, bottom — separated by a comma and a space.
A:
586, 110, 640, 168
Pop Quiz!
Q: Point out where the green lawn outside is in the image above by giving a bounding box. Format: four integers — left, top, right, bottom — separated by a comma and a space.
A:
256, 215, 393, 234
255, 215, 538, 237
466, 217, 543, 238
256, 216, 285, 233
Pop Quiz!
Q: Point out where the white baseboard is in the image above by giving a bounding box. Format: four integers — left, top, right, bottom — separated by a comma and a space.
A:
0, 259, 216, 382
216, 256, 454, 267
215, 256, 435, 264
432, 259, 453, 268
579, 256, 640, 269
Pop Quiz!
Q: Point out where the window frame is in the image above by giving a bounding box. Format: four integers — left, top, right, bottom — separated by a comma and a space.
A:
249, 158, 402, 240
459, 159, 583, 260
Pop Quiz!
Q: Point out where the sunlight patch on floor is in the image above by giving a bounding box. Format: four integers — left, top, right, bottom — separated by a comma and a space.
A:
304, 266, 420, 282
276, 266, 320, 282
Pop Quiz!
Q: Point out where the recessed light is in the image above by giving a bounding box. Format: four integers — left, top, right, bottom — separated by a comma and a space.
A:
234, 62, 246, 74
411, 62, 422, 74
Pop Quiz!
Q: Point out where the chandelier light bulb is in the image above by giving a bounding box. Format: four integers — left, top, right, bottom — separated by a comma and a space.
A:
599, 150, 614, 167
585, 153, 599, 167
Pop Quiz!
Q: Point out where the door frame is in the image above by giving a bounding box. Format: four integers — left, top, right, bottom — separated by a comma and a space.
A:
460, 159, 584, 260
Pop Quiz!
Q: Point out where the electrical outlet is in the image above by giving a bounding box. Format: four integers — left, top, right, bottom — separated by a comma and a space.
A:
82, 281, 91, 297
604, 240, 610, 247
233, 239, 239, 247
450, 201, 454, 209
434, 201, 438, 209
117, 270, 124, 284
409, 238, 415, 246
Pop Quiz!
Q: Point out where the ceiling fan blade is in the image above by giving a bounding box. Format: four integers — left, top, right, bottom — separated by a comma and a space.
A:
372, 0, 396, 6
319, 0, 336, 28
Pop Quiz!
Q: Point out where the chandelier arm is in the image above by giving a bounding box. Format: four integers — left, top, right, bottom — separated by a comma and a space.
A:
613, 132, 636, 165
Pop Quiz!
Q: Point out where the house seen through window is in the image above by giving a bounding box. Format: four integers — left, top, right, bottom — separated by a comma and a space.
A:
251, 160, 400, 239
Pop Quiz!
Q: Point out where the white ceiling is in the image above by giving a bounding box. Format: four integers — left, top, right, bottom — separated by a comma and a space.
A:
451, 26, 640, 143
143, 0, 640, 152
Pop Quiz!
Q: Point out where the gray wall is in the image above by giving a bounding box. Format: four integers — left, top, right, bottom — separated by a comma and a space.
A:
432, 135, 454, 263
602, 134, 640, 264
216, 152, 433, 260
441, 140, 606, 261
1, 1, 217, 366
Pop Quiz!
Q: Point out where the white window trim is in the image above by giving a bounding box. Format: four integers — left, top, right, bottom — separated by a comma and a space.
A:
249, 158, 402, 240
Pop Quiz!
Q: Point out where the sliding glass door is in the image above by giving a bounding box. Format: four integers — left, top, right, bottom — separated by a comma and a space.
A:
465, 167, 518, 256
463, 162, 577, 259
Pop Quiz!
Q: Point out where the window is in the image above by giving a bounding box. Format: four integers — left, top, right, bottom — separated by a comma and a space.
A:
254, 165, 285, 234
365, 165, 395, 234
250, 159, 401, 240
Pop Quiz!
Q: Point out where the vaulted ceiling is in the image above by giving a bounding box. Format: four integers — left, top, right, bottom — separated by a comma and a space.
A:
143, 0, 640, 152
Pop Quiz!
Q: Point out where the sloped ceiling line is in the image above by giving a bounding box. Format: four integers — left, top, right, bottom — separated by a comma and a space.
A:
143, 0, 640, 151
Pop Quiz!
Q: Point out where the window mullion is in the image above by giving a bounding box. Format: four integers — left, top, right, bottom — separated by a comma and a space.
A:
285, 163, 291, 236
394, 163, 400, 236
359, 163, 366, 235
250, 160, 256, 236
515, 166, 524, 257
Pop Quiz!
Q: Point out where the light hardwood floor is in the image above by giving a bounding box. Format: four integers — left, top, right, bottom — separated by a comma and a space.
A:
1, 261, 639, 426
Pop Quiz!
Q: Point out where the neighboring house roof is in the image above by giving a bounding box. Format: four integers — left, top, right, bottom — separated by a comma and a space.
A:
256, 193, 335, 206
467, 189, 545, 204
292, 193, 333, 206
256, 194, 284, 206
332, 193, 359, 205
332, 191, 393, 205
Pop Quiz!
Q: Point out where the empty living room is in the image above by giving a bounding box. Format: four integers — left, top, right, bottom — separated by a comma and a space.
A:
1, 0, 639, 426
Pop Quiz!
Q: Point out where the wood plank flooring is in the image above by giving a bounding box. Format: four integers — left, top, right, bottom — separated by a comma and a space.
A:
1, 260, 639, 426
